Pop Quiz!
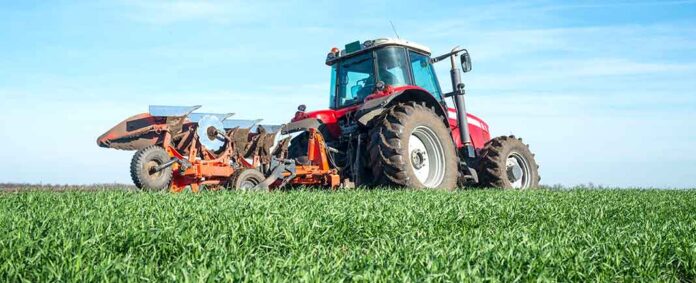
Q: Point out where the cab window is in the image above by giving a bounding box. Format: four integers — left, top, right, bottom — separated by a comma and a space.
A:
409, 51, 443, 100
375, 47, 411, 87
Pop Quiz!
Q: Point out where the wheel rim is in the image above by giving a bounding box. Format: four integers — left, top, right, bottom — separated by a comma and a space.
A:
239, 177, 260, 190
145, 160, 163, 179
506, 152, 532, 189
408, 126, 446, 188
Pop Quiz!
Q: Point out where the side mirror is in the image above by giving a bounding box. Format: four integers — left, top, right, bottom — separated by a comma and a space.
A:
460, 51, 472, 73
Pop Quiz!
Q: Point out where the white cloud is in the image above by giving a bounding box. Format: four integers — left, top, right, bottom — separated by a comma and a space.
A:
538, 0, 696, 10
545, 59, 696, 76
119, 0, 274, 25
463, 59, 696, 92
421, 24, 696, 63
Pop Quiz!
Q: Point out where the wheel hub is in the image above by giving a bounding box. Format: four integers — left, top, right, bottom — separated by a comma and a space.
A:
506, 152, 531, 189
408, 126, 446, 188
507, 159, 523, 180
145, 160, 162, 178
240, 180, 257, 190
411, 149, 427, 169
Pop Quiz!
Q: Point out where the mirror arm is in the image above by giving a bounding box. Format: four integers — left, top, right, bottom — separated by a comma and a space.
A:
431, 46, 467, 64
449, 47, 461, 70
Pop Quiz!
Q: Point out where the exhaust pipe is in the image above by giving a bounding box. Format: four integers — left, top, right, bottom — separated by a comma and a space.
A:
448, 47, 475, 158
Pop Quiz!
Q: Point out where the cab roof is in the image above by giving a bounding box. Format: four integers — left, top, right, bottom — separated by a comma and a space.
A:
326, 38, 431, 65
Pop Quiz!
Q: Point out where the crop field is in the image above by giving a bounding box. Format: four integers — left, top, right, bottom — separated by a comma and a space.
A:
0, 189, 695, 282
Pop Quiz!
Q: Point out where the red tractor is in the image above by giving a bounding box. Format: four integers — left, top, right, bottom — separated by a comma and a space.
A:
287, 38, 539, 189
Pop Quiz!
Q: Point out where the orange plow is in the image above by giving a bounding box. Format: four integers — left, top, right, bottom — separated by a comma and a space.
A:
97, 106, 340, 192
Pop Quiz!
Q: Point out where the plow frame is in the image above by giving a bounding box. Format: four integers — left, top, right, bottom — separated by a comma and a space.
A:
99, 107, 342, 192
289, 128, 340, 188
261, 127, 340, 189
153, 120, 261, 192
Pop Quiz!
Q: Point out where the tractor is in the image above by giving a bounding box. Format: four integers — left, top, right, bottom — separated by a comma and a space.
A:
286, 38, 540, 189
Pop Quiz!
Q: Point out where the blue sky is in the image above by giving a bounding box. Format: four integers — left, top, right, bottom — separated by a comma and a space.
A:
1, 0, 695, 188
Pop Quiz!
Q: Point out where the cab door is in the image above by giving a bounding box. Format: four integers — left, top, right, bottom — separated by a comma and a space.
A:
408, 50, 444, 101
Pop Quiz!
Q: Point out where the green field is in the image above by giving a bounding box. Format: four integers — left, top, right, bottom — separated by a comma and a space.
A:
1, 189, 695, 282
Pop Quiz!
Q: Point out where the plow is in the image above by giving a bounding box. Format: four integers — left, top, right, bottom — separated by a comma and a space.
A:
97, 105, 339, 191
98, 38, 540, 191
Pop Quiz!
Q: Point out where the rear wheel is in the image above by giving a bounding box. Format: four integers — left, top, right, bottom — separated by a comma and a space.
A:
130, 145, 173, 191
227, 169, 267, 191
368, 102, 458, 189
477, 135, 540, 189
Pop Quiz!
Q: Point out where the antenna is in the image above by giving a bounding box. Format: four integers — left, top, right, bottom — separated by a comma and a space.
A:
389, 20, 400, 39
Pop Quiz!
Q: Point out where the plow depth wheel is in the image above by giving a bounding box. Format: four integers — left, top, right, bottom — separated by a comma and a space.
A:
227, 169, 268, 191
130, 145, 173, 191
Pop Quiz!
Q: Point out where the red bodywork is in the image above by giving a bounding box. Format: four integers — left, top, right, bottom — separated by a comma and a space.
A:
291, 85, 491, 149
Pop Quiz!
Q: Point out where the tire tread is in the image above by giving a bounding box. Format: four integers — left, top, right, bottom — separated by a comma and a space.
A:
367, 102, 457, 189
477, 135, 541, 188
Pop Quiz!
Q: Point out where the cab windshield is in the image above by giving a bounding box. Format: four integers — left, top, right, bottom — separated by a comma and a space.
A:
329, 46, 412, 109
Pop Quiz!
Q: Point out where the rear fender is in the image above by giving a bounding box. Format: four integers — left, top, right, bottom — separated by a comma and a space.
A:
282, 118, 322, 135
355, 89, 449, 127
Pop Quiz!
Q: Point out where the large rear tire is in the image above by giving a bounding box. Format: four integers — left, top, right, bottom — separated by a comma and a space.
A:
477, 135, 540, 189
130, 145, 173, 191
367, 102, 458, 189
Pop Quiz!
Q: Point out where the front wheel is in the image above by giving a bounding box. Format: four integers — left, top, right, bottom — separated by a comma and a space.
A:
477, 136, 540, 189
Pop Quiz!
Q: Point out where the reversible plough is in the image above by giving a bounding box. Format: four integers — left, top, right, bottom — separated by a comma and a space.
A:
97, 105, 339, 192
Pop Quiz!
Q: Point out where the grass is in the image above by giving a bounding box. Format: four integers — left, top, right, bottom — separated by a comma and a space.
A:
0, 189, 695, 282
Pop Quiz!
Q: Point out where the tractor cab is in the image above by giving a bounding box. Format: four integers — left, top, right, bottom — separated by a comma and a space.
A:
326, 38, 444, 109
